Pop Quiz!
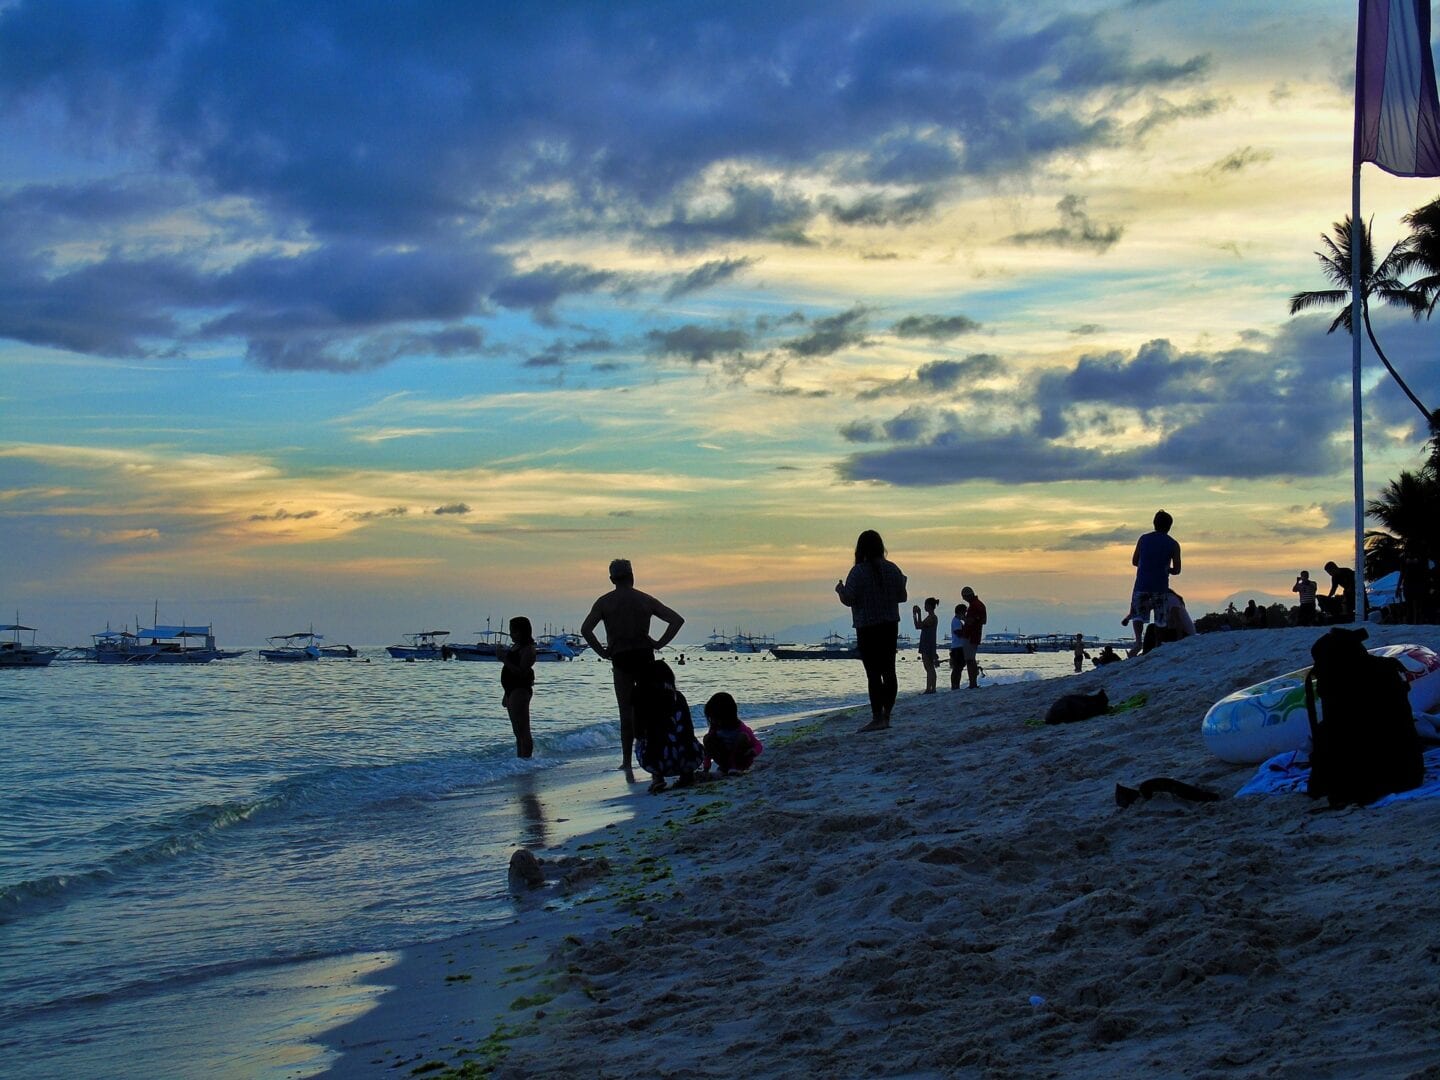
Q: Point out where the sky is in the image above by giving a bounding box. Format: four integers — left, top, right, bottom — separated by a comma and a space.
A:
4, 0, 1440, 647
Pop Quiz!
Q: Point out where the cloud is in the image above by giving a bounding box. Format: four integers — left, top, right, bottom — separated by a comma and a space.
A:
0, 2, 1208, 368
837, 334, 1353, 485
822, 188, 940, 225
1006, 194, 1124, 253
858, 354, 1004, 398
1207, 145, 1274, 175
432, 503, 472, 515
646, 324, 750, 364
783, 306, 871, 357
655, 179, 814, 251
663, 257, 758, 300
524, 335, 615, 368
248, 508, 321, 521
891, 314, 982, 340
346, 506, 409, 521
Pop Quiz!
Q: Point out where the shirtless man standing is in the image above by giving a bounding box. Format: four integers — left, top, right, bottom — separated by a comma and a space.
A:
580, 558, 685, 773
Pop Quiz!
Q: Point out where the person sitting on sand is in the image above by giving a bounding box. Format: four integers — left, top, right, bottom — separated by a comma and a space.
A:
499, 616, 537, 758
632, 659, 703, 794
701, 692, 763, 776
1094, 644, 1122, 666
913, 597, 939, 695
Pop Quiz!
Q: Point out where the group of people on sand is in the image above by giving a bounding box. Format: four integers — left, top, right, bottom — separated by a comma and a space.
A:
498, 511, 1208, 782
496, 558, 762, 794
1292, 562, 1356, 625
834, 529, 987, 733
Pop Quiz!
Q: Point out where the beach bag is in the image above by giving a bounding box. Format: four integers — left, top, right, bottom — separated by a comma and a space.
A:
1305, 627, 1422, 806
1044, 688, 1109, 725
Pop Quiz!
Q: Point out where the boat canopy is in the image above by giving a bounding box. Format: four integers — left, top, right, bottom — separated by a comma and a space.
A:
272, 631, 324, 640
139, 624, 213, 638
1, 624, 38, 633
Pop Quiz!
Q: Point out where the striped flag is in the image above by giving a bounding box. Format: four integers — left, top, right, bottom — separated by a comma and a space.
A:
1356, 0, 1440, 176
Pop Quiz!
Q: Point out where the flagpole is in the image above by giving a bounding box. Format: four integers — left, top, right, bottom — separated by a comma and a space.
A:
1350, 162, 1367, 621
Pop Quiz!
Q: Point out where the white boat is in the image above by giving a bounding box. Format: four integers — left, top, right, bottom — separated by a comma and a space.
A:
536, 633, 581, 661
387, 630, 450, 660
260, 631, 323, 662
0, 621, 58, 667
703, 629, 732, 652
730, 632, 774, 653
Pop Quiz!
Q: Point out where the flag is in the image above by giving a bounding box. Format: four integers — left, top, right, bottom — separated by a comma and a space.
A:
1356, 0, 1440, 177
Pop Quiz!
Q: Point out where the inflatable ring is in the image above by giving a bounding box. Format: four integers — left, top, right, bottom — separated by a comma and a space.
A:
1201, 642, 1440, 764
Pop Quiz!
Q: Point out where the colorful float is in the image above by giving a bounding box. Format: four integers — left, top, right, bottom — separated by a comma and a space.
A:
1201, 643, 1440, 764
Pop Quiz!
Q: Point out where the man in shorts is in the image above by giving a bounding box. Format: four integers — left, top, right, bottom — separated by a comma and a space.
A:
581, 558, 686, 775
957, 586, 986, 688
1127, 510, 1181, 657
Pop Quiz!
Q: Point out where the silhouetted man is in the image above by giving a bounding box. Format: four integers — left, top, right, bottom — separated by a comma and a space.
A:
581, 558, 685, 774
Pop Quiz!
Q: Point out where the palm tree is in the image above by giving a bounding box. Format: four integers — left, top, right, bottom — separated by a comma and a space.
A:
1365, 417, 1440, 620
1288, 215, 1433, 421
1398, 196, 1440, 314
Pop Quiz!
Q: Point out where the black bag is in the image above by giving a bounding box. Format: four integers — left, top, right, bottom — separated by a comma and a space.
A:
1305, 627, 1422, 806
1044, 688, 1109, 725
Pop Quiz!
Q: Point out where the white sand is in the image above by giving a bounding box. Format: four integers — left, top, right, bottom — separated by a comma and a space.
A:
321, 625, 1440, 1079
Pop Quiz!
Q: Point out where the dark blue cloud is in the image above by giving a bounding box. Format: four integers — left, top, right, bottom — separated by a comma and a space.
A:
891, 313, 982, 340
646, 325, 750, 364
858, 353, 1003, 398
784, 306, 871, 357
664, 257, 758, 300
0, 0, 1209, 368
838, 333, 1357, 485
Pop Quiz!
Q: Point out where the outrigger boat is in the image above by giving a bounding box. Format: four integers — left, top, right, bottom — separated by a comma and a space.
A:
386, 630, 449, 660
92, 621, 245, 664
0, 621, 58, 667
260, 630, 324, 662
769, 631, 859, 660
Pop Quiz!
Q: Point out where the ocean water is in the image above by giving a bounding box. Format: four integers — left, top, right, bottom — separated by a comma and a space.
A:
0, 647, 1077, 1078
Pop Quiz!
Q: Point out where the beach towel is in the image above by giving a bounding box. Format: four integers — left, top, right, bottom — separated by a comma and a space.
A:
1237, 745, 1440, 806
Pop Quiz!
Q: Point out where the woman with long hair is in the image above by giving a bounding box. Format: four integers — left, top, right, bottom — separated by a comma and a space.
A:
835, 529, 908, 732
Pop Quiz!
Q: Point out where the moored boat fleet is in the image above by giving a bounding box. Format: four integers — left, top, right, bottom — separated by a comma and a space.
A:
5, 610, 1125, 669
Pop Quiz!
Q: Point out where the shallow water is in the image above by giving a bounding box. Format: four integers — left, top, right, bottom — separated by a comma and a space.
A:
0, 647, 1077, 1077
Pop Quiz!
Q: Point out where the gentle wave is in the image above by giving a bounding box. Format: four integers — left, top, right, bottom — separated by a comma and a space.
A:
0, 722, 617, 925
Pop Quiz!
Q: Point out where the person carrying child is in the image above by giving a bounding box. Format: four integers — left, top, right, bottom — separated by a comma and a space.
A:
913, 597, 939, 695
499, 616, 537, 758
632, 659, 703, 794
701, 692, 764, 776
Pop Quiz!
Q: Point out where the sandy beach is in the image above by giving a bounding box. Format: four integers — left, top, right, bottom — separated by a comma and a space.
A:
321, 625, 1440, 1079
